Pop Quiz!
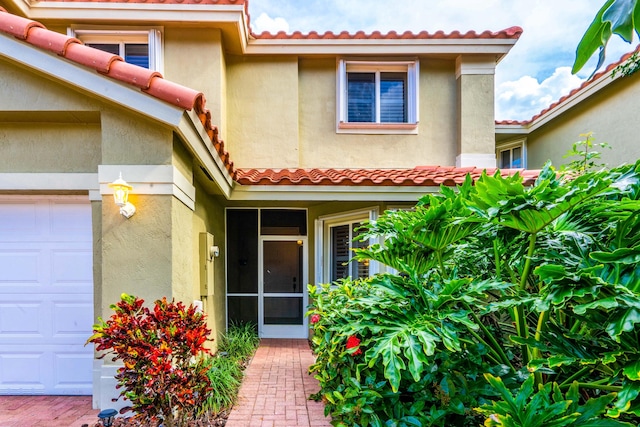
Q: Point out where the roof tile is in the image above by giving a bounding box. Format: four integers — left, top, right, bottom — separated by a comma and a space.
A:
0, 9, 43, 39
252, 26, 523, 41
28, 26, 80, 55
235, 167, 539, 187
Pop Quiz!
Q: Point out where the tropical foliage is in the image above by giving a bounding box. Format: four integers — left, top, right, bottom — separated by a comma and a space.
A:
87, 294, 212, 427
573, 0, 640, 75
308, 152, 640, 426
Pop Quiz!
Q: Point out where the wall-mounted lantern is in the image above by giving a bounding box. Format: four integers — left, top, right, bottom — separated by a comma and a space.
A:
108, 172, 136, 218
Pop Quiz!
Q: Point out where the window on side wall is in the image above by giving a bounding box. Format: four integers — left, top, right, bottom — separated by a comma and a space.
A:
316, 208, 380, 286
330, 221, 369, 282
497, 139, 527, 169
337, 59, 419, 134
68, 27, 163, 72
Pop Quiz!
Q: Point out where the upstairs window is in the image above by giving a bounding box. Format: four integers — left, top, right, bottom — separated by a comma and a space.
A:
337, 59, 419, 133
68, 27, 163, 72
497, 139, 526, 169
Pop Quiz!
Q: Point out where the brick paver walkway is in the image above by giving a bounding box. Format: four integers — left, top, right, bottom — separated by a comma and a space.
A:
0, 395, 99, 427
226, 338, 331, 427
0, 339, 329, 427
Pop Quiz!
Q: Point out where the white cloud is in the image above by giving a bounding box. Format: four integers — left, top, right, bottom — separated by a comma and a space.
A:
496, 67, 586, 121
252, 12, 290, 34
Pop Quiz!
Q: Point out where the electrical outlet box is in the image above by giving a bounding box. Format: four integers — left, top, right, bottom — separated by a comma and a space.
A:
199, 232, 215, 296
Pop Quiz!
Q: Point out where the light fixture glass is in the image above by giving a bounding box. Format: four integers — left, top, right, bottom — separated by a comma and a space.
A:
108, 173, 136, 218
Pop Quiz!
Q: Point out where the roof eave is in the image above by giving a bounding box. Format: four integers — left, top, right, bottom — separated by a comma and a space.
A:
229, 184, 441, 202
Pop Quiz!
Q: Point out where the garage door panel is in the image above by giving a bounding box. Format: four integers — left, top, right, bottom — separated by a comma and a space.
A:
0, 198, 93, 395
0, 202, 40, 241
52, 300, 94, 340
53, 351, 94, 394
0, 301, 46, 341
0, 351, 46, 393
0, 249, 42, 285
51, 248, 93, 287
49, 202, 92, 240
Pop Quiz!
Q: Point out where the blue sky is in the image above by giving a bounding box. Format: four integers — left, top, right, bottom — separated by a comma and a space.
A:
247, 0, 638, 121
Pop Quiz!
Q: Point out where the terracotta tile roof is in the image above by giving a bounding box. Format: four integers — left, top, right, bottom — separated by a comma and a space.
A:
251, 27, 523, 40
496, 46, 640, 126
0, 7, 235, 177
236, 166, 540, 187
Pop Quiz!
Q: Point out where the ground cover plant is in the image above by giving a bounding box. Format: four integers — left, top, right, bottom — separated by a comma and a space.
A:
308, 145, 640, 426
87, 296, 259, 427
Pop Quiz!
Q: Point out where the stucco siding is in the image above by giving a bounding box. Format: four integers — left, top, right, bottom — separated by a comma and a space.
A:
164, 28, 226, 142
226, 55, 300, 168
298, 58, 458, 168
0, 123, 100, 172
100, 194, 173, 320
193, 179, 227, 347
458, 73, 495, 154
526, 74, 640, 169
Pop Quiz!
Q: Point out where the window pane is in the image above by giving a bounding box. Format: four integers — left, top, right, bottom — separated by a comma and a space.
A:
352, 223, 369, 279
347, 73, 375, 122
227, 209, 258, 293
331, 224, 350, 282
500, 150, 511, 169
512, 147, 522, 168
124, 44, 149, 69
380, 72, 407, 123
261, 209, 307, 235
86, 43, 119, 55
264, 297, 303, 325
227, 296, 258, 327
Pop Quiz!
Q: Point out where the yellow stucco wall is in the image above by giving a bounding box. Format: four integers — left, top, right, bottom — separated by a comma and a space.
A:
193, 181, 227, 348
226, 55, 300, 167
164, 28, 227, 143
227, 57, 460, 169
458, 73, 495, 154
525, 74, 640, 169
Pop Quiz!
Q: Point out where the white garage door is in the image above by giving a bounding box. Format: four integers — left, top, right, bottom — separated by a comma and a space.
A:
0, 197, 94, 395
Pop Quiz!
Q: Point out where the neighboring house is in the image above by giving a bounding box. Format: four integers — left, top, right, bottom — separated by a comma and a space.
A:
0, 0, 539, 408
496, 48, 640, 169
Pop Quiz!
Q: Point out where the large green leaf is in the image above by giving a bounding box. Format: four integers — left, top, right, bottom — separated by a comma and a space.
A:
573, 0, 617, 74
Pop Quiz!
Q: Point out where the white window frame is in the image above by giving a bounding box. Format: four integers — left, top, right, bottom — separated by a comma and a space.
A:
314, 207, 380, 286
68, 26, 164, 73
337, 59, 419, 134
496, 138, 527, 169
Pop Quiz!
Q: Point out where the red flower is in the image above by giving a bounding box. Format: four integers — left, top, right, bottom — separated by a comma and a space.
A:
346, 335, 362, 356
310, 314, 321, 324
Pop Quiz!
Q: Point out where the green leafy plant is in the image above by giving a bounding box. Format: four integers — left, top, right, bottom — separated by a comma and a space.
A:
87, 294, 212, 427
200, 322, 260, 418
573, 0, 640, 76
476, 374, 634, 427
309, 157, 640, 426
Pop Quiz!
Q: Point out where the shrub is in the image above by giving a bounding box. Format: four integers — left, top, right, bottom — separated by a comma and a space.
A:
87, 294, 212, 427
309, 157, 640, 426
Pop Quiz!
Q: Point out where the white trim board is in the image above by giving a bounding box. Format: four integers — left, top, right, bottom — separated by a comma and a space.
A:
98, 165, 196, 210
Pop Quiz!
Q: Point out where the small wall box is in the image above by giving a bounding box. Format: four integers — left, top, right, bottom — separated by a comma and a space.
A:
199, 232, 215, 296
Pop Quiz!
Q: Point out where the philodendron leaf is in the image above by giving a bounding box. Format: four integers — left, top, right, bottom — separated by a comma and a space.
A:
623, 358, 640, 380
573, 0, 614, 74
590, 247, 640, 264
608, 381, 640, 418
605, 307, 640, 341
602, 0, 637, 42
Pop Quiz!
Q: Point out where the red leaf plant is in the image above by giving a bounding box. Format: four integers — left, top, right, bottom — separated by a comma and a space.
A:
87, 294, 213, 427
345, 335, 362, 356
